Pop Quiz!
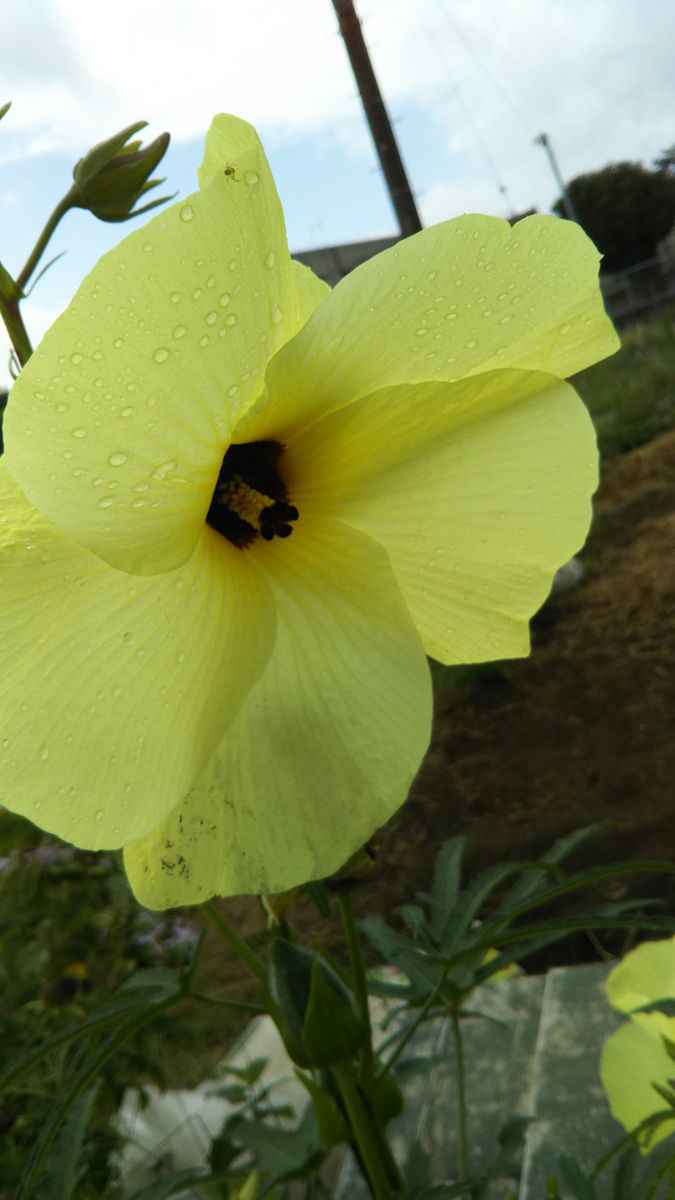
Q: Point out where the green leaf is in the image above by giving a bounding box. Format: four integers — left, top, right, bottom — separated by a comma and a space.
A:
0, 966, 184, 1091
494, 825, 603, 915
425, 836, 469, 943
304, 880, 332, 918
233, 1111, 322, 1181
17, 974, 184, 1199
219, 1057, 269, 1086
0, 101, 11, 122
35, 1083, 99, 1200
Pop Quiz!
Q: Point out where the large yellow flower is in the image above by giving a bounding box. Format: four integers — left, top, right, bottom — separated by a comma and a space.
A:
600, 936, 675, 1150
1, 115, 617, 908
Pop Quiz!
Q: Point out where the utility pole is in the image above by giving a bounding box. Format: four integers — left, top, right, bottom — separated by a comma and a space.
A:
534, 132, 580, 223
331, 0, 423, 238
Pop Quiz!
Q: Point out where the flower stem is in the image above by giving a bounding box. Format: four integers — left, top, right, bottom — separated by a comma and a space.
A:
331, 1060, 394, 1200
202, 901, 267, 983
450, 1007, 469, 1181
16, 193, 73, 292
337, 891, 375, 1086
0, 260, 33, 367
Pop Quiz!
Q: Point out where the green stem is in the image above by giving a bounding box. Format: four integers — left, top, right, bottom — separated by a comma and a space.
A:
450, 1008, 468, 1182
338, 891, 376, 1087
331, 1060, 394, 1200
0, 269, 33, 367
202, 902, 267, 983
377, 969, 448, 1080
16, 192, 73, 291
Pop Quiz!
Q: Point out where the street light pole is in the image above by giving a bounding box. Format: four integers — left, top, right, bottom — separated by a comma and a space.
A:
534, 131, 580, 223
332, 0, 423, 238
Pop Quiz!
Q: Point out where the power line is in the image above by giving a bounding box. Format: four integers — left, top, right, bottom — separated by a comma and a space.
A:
432, 0, 534, 139
416, 5, 514, 214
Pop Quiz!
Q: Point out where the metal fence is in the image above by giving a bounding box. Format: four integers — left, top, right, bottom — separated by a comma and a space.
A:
601, 256, 675, 326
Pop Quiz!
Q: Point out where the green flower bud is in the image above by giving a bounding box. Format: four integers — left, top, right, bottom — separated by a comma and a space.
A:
70, 121, 171, 222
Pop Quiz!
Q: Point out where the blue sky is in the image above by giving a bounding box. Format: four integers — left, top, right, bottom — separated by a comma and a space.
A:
1, 0, 672, 383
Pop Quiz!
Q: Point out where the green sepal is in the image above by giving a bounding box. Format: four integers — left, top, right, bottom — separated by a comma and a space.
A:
268, 939, 367, 1068
0, 101, 11, 122
369, 1067, 404, 1124
296, 1070, 350, 1144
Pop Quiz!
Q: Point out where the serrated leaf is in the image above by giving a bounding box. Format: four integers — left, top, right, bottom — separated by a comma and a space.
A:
233, 1112, 322, 1180
424, 837, 469, 943
495, 825, 603, 915
218, 1056, 268, 1086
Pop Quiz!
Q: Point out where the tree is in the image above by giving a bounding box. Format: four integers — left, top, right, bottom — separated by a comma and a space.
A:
553, 160, 675, 272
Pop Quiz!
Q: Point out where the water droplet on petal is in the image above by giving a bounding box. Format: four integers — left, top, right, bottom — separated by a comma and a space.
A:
72, 427, 87, 438
151, 460, 177, 479
121, 406, 134, 417
227, 384, 239, 398
173, 325, 187, 339
205, 311, 218, 326
39, 744, 49, 761
70, 352, 83, 365
225, 314, 237, 327
219, 292, 231, 307
466, 339, 477, 349
180, 204, 194, 222
199, 334, 210, 347
170, 291, 181, 304
94, 809, 103, 821
109, 452, 127, 467
98, 496, 114, 508
265, 250, 276, 269
271, 305, 282, 325
244, 170, 260, 186
153, 347, 169, 364
143, 241, 153, 252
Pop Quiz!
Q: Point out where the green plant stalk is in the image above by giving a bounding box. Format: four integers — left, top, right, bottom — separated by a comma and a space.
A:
0, 279, 33, 366
202, 901, 268, 982
377, 967, 450, 1080
16, 193, 73, 291
331, 1059, 395, 1200
449, 1008, 469, 1184
338, 891, 376, 1088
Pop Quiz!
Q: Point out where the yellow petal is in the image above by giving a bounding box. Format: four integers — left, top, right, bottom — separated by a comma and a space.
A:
124, 517, 431, 907
600, 1017, 675, 1150
0, 465, 274, 848
4, 116, 310, 575
607, 935, 675, 1013
244, 213, 619, 443
286, 369, 597, 663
